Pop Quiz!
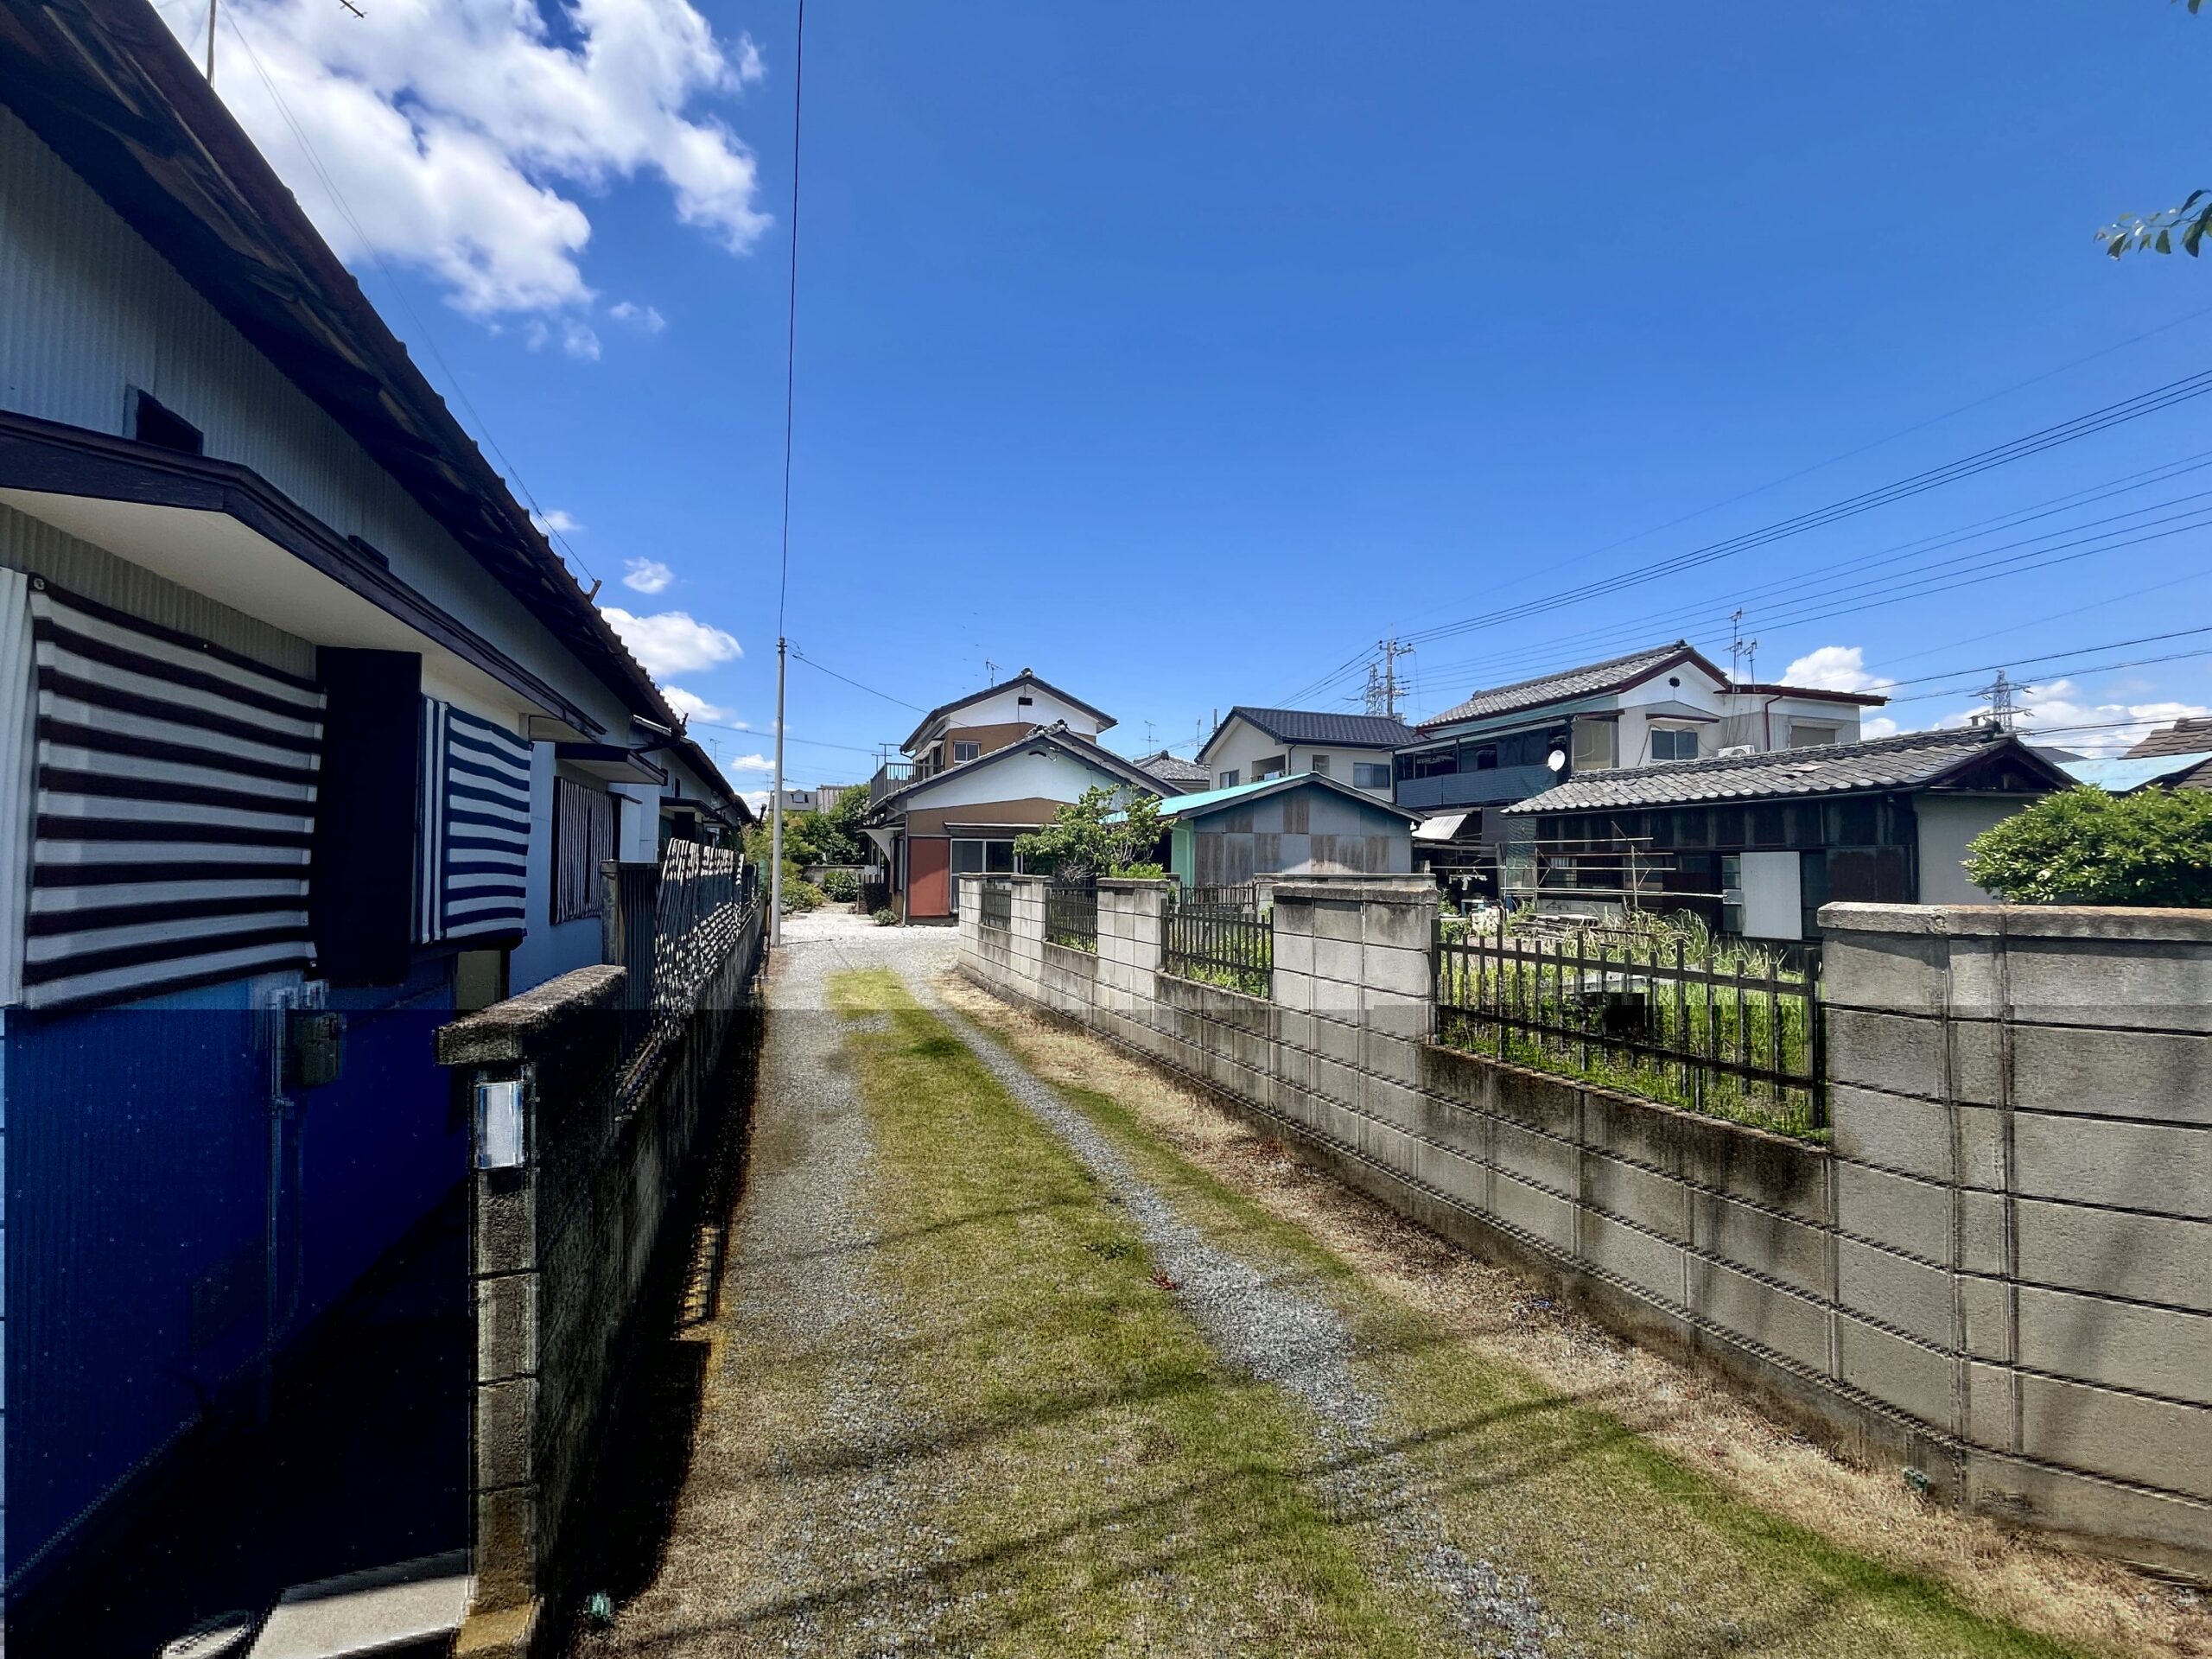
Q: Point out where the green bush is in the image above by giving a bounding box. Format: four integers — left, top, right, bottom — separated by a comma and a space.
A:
1109, 861, 1166, 880
820, 868, 861, 902
1964, 785, 2212, 907
782, 879, 826, 913
872, 906, 899, 927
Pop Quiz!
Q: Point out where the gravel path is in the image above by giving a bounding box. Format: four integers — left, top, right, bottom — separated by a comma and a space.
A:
906, 969, 1562, 1659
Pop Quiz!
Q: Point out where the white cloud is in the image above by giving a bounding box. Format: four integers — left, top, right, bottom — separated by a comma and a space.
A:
1861, 715, 1899, 740
531, 507, 582, 535
721, 752, 776, 773
1934, 679, 2212, 757
599, 606, 741, 675
662, 684, 741, 727
1779, 645, 1895, 696
741, 788, 770, 815
622, 557, 675, 594
168, 0, 771, 325
610, 301, 668, 333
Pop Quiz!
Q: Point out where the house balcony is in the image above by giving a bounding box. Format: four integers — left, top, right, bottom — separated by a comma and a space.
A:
1395, 762, 1560, 812
868, 760, 918, 805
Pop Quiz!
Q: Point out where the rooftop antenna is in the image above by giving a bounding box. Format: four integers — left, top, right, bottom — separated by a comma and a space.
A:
1727, 608, 1747, 685
1143, 719, 1157, 750
985, 658, 999, 686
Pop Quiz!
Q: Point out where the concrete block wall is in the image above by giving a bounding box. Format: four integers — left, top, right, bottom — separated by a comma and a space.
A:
957, 878, 2212, 1572
1821, 902, 2212, 1565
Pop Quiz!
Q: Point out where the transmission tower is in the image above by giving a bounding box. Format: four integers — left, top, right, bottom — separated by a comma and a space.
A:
1982, 669, 2018, 732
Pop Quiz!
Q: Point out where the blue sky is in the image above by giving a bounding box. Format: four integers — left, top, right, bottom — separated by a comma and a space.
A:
179, 0, 2212, 787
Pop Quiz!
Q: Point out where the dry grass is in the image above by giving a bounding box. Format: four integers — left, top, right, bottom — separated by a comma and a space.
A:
937, 971, 2211, 1659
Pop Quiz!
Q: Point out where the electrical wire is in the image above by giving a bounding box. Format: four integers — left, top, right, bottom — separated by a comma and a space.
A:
787, 645, 928, 711
218, 8, 599, 584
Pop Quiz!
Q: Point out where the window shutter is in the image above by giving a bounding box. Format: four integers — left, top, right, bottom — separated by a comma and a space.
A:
22, 580, 324, 1008
417, 700, 532, 944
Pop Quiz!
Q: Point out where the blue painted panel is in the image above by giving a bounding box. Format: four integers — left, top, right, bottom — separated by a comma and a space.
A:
4, 955, 464, 1589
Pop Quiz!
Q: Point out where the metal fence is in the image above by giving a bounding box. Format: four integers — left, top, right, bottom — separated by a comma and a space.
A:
1164, 887, 1273, 998
1045, 876, 1097, 951
1435, 910, 1825, 1135
979, 875, 1014, 932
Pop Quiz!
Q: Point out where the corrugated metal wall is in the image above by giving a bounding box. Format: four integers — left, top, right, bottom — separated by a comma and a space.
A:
0, 106, 624, 735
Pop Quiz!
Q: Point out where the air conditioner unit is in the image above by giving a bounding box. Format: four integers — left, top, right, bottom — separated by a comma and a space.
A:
1718, 744, 1756, 758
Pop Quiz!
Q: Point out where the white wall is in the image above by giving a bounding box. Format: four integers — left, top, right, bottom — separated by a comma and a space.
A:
1916, 796, 2020, 905
1201, 717, 1395, 796
927, 679, 1105, 742
906, 745, 1138, 811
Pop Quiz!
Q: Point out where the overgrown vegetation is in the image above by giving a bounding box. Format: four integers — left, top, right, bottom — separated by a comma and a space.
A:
1014, 785, 1164, 878
1438, 907, 1825, 1139
819, 868, 861, 903
1964, 785, 2212, 906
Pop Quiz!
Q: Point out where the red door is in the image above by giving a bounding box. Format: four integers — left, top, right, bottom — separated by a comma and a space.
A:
908, 836, 951, 918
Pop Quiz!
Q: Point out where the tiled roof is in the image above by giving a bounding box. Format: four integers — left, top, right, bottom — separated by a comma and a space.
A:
1418, 642, 1717, 729
1155, 772, 1421, 823
1502, 727, 2062, 814
867, 721, 1160, 817
2127, 717, 2212, 759
2059, 750, 2212, 793
900, 669, 1114, 753
1201, 707, 1410, 761
1134, 749, 1211, 786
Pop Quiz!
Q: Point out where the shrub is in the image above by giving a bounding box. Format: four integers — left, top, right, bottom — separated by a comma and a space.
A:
1109, 861, 1166, 880
782, 879, 826, 913
820, 868, 861, 902
1964, 785, 2212, 907
872, 906, 899, 926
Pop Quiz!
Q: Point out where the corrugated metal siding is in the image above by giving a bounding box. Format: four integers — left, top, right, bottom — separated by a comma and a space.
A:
0, 501, 314, 677
0, 107, 625, 733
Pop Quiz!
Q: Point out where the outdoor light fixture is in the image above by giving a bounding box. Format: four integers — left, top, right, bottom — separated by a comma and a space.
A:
474, 1078, 527, 1171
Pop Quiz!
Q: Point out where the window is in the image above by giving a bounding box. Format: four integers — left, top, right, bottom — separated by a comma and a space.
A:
1789, 724, 1837, 749
1650, 726, 1700, 762
1402, 747, 1459, 780
1309, 754, 1331, 776
1470, 743, 1499, 771
1570, 717, 1618, 771
553, 776, 616, 923
1218, 769, 1240, 788
1353, 761, 1391, 790
131, 389, 203, 455
952, 740, 981, 763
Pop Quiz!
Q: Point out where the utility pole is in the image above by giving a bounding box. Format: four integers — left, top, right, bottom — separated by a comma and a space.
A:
206, 0, 216, 83
771, 639, 786, 944
1727, 608, 1746, 684
768, 0, 806, 947
1371, 635, 1414, 719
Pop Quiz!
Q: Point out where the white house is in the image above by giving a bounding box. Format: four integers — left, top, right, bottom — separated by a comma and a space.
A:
1195, 708, 1410, 798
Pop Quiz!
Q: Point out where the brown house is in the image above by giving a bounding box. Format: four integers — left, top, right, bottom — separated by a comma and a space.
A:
861, 671, 1160, 918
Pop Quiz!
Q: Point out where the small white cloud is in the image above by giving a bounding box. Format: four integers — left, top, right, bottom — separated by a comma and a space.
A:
734, 32, 766, 84
1933, 679, 2212, 757
1778, 645, 1895, 696
722, 752, 776, 773
523, 319, 550, 353
563, 319, 601, 360
531, 507, 582, 536
623, 557, 675, 594
1861, 715, 1899, 740
663, 684, 741, 726
741, 788, 770, 815
610, 301, 668, 334
599, 606, 742, 676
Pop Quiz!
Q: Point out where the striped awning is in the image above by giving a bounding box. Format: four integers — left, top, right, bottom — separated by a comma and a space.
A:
22, 578, 325, 1009
417, 699, 532, 944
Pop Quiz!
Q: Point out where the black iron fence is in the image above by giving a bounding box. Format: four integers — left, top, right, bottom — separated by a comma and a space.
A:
979, 876, 1014, 932
1164, 887, 1272, 997
1435, 911, 1825, 1136
1045, 876, 1097, 951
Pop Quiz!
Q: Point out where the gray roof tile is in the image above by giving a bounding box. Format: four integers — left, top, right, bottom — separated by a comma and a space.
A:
1502, 727, 2055, 814
1211, 707, 1412, 752
1419, 642, 1713, 728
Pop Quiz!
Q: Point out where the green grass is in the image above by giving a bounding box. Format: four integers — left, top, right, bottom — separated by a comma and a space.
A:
823, 968, 1455, 1656
965, 1005, 2089, 1659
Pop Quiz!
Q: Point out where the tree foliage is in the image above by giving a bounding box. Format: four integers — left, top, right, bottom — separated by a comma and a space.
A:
1963, 785, 2212, 906
2099, 2, 2210, 258
1014, 786, 1165, 878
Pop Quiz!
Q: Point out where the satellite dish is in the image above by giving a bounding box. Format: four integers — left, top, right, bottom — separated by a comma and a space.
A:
1546, 747, 1567, 772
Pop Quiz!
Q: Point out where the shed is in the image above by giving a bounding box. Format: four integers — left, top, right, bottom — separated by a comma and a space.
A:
1156, 772, 1420, 889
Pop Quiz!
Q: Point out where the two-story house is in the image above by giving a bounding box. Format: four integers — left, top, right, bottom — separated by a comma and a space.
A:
1394, 642, 1885, 893
1195, 708, 1409, 796
861, 670, 1161, 919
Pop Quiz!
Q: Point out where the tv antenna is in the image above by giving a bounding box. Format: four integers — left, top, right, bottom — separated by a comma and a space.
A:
984, 658, 999, 686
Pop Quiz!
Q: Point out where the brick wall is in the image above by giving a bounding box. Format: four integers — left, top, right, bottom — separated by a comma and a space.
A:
960, 875, 2212, 1572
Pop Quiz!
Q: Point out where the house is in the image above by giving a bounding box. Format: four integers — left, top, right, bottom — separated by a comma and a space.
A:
862, 671, 1161, 919
1196, 708, 1409, 796
1393, 642, 1887, 889
1158, 772, 1419, 890
1499, 726, 2068, 943
0, 9, 744, 1641
1133, 748, 1211, 791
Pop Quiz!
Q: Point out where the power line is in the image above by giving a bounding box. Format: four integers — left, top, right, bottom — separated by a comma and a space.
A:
787, 645, 928, 711
216, 7, 596, 583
